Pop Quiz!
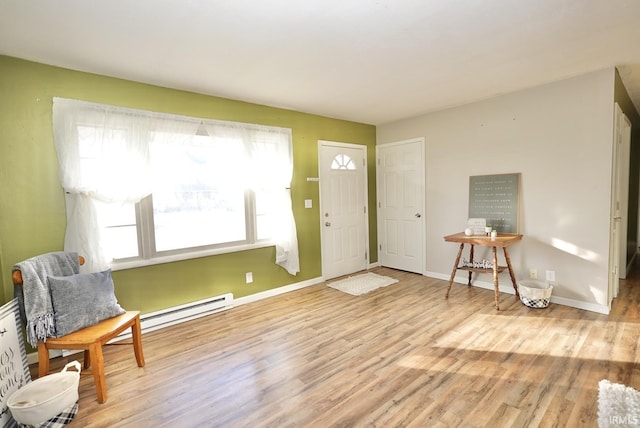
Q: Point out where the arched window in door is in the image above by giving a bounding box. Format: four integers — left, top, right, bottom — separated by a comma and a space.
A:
331, 154, 356, 170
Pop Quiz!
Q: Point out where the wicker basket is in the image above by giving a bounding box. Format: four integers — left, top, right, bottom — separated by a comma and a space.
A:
519, 280, 553, 309
8, 361, 80, 427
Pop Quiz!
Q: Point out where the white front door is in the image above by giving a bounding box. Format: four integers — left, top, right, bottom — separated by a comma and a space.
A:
377, 138, 425, 274
319, 141, 368, 280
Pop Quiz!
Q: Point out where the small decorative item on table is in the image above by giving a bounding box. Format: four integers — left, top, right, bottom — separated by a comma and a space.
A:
467, 218, 486, 236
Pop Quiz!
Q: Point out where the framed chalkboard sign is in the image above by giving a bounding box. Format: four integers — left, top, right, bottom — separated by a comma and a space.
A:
0, 299, 30, 427
469, 173, 520, 234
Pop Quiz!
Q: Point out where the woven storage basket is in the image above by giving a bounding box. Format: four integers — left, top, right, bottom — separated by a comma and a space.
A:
8, 361, 80, 427
519, 280, 553, 309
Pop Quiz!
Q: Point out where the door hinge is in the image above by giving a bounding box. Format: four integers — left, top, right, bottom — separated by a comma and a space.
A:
365, 251, 368, 259
364, 206, 367, 214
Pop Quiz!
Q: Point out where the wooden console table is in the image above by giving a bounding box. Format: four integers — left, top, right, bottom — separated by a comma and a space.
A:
444, 232, 523, 310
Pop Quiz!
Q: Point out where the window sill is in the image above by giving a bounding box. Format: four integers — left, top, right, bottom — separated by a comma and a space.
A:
108, 241, 275, 271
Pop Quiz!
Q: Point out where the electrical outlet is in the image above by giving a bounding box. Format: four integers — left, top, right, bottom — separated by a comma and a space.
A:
246, 272, 253, 284
529, 268, 537, 279
546, 270, 556, 282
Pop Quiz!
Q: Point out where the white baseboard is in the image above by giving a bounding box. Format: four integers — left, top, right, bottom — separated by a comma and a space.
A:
234, 276, 324, 307
425, 271, 610, 315
27, 349, 73, 365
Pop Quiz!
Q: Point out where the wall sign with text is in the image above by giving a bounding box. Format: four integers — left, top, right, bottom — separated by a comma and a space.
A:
468, 173, 520, 234
0, 299, 31, 428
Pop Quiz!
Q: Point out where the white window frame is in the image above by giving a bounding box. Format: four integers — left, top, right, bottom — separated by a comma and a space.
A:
53, 97, 299, 275
107, 191, 273, 271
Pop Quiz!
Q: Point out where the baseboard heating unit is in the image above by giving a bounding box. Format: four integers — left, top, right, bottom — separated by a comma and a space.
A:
116, 292, 234, 340
47, 294, 232, 361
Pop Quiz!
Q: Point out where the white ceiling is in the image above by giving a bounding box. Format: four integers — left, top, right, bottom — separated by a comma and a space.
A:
2, 0, 640, 125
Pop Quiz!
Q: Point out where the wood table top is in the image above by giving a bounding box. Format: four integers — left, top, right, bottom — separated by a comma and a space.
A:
443, 232, 523, 248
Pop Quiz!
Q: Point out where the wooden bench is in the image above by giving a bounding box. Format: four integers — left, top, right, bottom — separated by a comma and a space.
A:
12, 263, 145, 404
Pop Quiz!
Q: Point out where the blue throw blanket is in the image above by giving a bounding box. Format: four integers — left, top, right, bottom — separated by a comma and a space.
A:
13, 252, 79, 346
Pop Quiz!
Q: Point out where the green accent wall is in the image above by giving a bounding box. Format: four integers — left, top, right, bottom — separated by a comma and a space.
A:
0, 56, 377, 312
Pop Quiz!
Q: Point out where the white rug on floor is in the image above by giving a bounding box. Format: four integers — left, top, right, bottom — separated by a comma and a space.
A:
598, 379, 640, 427
328, 272, 398, 296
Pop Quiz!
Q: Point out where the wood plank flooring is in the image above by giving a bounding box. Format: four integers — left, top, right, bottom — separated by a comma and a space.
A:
36, 265, 640, 427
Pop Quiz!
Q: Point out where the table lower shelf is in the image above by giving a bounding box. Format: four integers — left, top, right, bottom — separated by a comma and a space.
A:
457, 266, 507, 274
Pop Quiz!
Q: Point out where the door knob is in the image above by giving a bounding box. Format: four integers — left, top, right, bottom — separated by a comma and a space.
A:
325, 222, 331, 227
415, 213, 422, 218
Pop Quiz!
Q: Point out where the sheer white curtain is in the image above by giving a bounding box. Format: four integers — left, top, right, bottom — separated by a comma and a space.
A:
55, 98, 154, 271
52, 98, 299, 274
204, 121, 299, 275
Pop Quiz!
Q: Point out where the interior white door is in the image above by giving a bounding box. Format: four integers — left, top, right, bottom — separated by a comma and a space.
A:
617, 106, 632, 279
319, 141, 368, 280
609, 103, 631, 302
377, 138, 425, 274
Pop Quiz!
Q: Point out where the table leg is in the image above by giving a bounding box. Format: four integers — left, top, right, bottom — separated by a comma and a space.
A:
446, 243, 464, 298
468, 244, 474, 286
503, 247, 519, 297
492, 246, 500, 310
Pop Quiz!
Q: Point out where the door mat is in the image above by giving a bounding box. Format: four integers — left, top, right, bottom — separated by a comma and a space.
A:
598, 379, 640, 427
327, 272, 399, 296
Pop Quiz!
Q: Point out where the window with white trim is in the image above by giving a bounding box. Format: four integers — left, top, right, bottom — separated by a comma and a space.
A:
93, 134, 271, 262
53, 98, 299, 274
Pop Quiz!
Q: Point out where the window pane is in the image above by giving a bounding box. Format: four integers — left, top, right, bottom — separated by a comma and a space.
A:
96, 201, 139, 260
150, 134, 247, 252
331, 154, 356, 170
152, 190, 246, 251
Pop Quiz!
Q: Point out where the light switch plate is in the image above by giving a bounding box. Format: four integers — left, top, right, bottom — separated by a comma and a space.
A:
304, 199, 312, 208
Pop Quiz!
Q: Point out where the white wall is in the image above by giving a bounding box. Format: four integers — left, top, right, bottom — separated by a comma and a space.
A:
377, 68, 616, 313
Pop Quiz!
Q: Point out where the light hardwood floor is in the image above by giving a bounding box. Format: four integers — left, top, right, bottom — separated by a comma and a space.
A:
38, 265, 640, 427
